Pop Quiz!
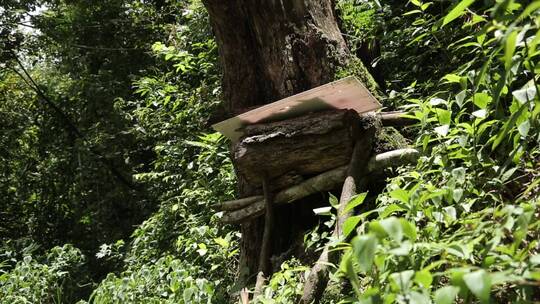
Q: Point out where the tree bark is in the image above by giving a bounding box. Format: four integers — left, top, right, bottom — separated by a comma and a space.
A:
202, 0, 376, 287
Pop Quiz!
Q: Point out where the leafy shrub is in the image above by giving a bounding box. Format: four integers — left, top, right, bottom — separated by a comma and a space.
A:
87, 256, 221, 304
0, 244, 88, 303
338, 0, 540, 303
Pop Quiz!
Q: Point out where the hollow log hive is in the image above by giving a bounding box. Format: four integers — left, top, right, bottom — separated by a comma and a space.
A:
233, 109, 375, 190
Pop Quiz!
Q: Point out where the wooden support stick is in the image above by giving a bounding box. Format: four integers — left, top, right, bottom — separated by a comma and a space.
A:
254, 175, 273, 299
379, 111, 416, 127
299, 138, 370, 304
219, 149, 419, 223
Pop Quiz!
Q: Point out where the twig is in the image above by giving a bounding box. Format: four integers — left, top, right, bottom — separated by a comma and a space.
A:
254, 174, 274, 299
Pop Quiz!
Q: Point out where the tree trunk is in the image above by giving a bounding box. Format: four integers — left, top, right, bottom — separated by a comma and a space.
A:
202, 0, 376, 287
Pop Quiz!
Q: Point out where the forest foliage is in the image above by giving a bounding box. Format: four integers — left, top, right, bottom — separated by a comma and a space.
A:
1, 0, 539, 303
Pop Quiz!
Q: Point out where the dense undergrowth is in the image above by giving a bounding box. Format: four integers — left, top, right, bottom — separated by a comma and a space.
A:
1, 0, 539, 303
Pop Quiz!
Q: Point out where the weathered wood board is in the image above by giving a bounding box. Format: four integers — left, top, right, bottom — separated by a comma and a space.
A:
212, 76, 381, 142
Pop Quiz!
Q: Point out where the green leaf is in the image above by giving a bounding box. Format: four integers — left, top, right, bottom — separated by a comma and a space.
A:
400, 219, 417, 241
343, 216, 362, 238
389, 241, 412, 256
434, 125, 450, 136
473, 92, 492, 109
442, 0, 476, 27
452, 188, 463, 202
463, 270, 491, 303
430, 97, 446, 106
381, 204, 406, 218
505, 31, 518, 70
517, 120, 530, 137
214, 237, 229, 249
472, 109, 487, 118
390, 270, 414, 291
414, 270, 433, 288
390, 189, 409, 203
434, 286, 460, 304
452, 167, 466, 183
352, 234, 378, 272
410, 291, 431, 304
443, 74, 462, 83
380, 217, 403, 242
518, 1, 540, 21
512, 87, 537, 104
329, 193, 339, 208
530, 254, 540, 265
435, 109, 451, 125
344, 192, 368, 214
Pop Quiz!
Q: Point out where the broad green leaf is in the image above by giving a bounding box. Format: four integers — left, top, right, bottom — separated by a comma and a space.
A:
400, 219, 417, 241
390, 270, 414, 291
452, 167, 466, 183
512, 87, 537, 104
352, 234, 378, 272
410, 291, 430, 304
473, 92, 492, 108
442, 0, 476, 27
214, 237, 229, 248
381, 204, 406, 217
329, 193, 339, 208
414, 270, 433, 288
390, 189, 409, 203
389, 241, 412, 256
435, 108, 451, 125
183, 287, 196, 302
517, 119, 530, 137
380, 217, 403, 242
443, 74, 462, 83
434, 286, 460, 304
455, 90, 467, 107
343, 216, 362, 238
435, 125, 450, 136
530, 254, 540, 265
472, 109, 487, 118
452, 188, 463, 202
344, 192, 368, 214
430, 97, 446, 106
463, 270, 491, 303
421, 2, 432, 11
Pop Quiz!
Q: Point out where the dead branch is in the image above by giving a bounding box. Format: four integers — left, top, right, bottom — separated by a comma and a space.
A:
218, 148, 419, 223
379, 111, 416, 127
299, 134, 372, 304
211, 196, 263, 211
254, 175, 274, 299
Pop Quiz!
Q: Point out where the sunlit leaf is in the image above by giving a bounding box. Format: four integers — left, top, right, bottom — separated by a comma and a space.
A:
505, 31, 518, 70
442, 0, 476, 27
343, 216, 362, 238
352, 234, 378, 272
435, 125, 450, 136
344, 192, 368, 214
414, 270, 433, 288
463, 270, 491, 303
434, 286, 460, 304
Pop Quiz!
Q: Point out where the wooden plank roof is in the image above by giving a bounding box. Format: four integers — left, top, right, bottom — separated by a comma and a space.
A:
212, 76, 381, 142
